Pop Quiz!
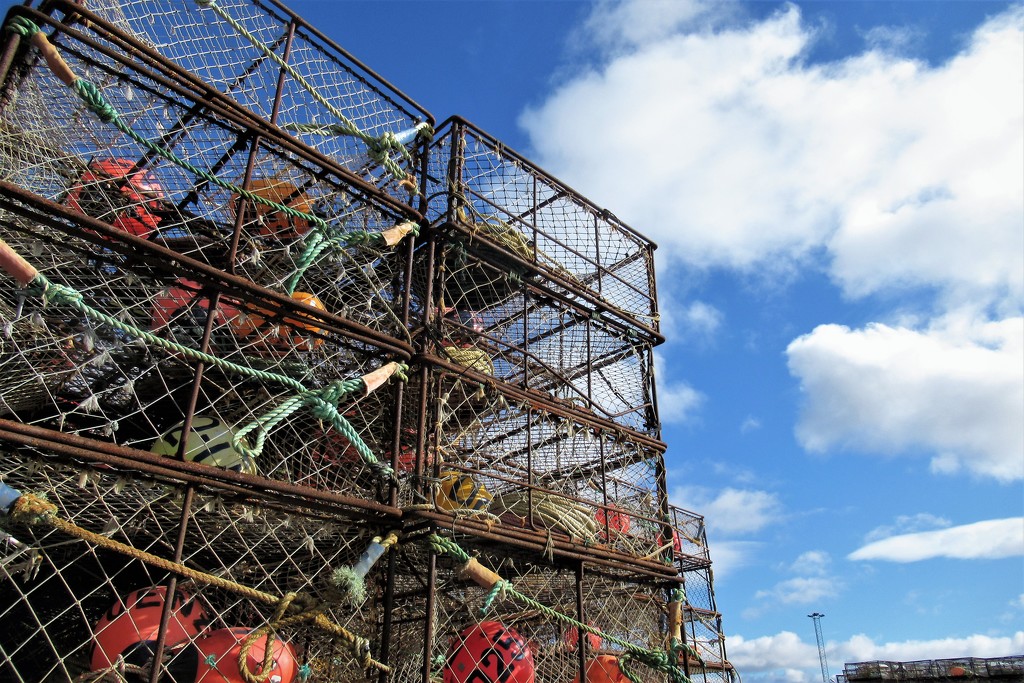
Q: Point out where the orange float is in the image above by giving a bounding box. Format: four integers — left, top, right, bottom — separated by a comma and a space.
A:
563, 623, 602, 652
232, 178, 313, 240
91, 586, 209, 671
231, 291, 327, 352
444, 621, 534, 683
571, 655, 631, 683
65, 158, 164, 238
150, 278, 239, 331
595, 507, 632, 540
187, 627, 298, 683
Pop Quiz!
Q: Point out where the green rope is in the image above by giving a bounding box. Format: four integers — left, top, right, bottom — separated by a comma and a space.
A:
60, 78, 416, 292
193, 0, 432, 186
4, 15, 40, 38
283, 220, 418, 295
23, 273, 400, 478
426, 534, 692, 683
233, 366, 407, 479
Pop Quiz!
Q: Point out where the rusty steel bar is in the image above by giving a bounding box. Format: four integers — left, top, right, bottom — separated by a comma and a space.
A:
0, 419, 403, 519
576, 562, 587, 681
415, 353, 667, 453
412, 511, 679, 582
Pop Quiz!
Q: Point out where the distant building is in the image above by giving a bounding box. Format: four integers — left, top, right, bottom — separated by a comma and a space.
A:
837, 656, 1024, 683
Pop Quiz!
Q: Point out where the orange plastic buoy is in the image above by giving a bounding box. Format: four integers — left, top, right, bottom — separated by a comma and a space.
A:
188, 627, 298, 683
231, 291, 327, 352
571, 655, 631, 683
563, 623, 602, 652
91, 586, 209, 671
595, 507, 632, 539
232, 178, 313, 240
949, 666, 967, 677
65, 158, 165, 238
444, 621, 534, 683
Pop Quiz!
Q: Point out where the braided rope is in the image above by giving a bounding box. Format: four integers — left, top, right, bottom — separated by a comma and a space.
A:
193, 0, 431, 188
426, 533, 692, 683
232, 363, 407, 479
8, 492, 390, 674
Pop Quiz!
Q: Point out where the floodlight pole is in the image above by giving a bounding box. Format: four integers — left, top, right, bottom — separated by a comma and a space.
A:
809, 612, 830, 683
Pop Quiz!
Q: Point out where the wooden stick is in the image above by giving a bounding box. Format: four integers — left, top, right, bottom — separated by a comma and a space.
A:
0, 238, 38, 286
31, 32, 77, 86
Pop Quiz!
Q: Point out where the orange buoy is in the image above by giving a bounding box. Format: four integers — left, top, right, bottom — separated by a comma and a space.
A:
231, 291, 327, 352
571, 655, 631, 683
232, 178, 313, 240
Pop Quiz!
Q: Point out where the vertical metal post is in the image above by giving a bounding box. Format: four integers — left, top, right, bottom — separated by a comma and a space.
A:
421, 549, 438, 683
576, 562, 587, 680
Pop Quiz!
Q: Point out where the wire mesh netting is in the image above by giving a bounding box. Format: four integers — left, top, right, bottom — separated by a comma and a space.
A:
425, 118, 659, 339
0, 449, 394, 682
14, 0, 431, 200
387, 536, 675, 683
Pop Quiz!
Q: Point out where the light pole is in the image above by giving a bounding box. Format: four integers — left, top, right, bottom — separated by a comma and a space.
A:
808, 612, 830, 683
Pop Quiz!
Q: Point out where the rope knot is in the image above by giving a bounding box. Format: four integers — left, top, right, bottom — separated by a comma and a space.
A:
5, 15, 40, 38
10, 493, 57, 526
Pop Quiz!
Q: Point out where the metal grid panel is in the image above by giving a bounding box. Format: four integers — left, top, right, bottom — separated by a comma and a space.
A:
426, 119, 660, 339
414, 236, 658, 434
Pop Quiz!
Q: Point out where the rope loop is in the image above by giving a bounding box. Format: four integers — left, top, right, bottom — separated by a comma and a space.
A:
4, 15, 40, 38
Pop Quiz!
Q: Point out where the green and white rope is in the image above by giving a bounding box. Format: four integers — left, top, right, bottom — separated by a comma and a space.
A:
232, 364, 408, 479
193, 0, 432, 186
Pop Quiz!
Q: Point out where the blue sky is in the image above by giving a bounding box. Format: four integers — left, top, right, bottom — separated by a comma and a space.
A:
237, 1, 1022, 681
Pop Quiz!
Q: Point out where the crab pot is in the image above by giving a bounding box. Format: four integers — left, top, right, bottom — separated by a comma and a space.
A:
385, 537, 585, 683
412, 235, 658, 436
0, 8, 419, 339
1, 0, 432, 201
425, 117, 660, 341
0, 448, 397, 682
0, 196, 409, 504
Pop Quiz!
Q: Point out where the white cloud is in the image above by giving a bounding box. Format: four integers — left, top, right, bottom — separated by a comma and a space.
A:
672, 485, 783, 535
729, 630, 1024, 682
576, 0, 731, 52
654, 351, 706, 423
787, 316, 1024, 481
524, 2, 1023, 309
741, 416, 762, 434
753, 576, 841, 605
864, 513, 951, 543
680, 300, 723, 341
849, 517, 1024, 562
790, 550, 831, 576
